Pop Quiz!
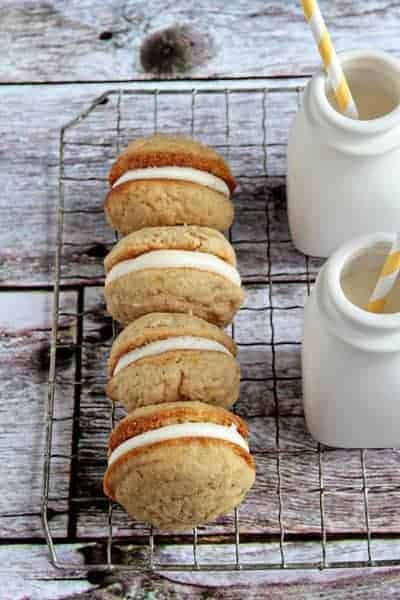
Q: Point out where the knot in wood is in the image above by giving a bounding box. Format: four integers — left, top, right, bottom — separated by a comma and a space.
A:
140, 24, 213, 76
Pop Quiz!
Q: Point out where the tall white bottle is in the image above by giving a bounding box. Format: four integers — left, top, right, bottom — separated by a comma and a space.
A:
287, 50, 400, 258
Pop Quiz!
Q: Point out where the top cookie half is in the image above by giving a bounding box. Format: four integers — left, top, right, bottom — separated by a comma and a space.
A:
105, 134, 236, 235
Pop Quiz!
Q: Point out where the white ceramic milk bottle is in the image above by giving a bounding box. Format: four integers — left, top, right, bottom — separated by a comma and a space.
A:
287, 50, 400, 258
303, 233, 400, 448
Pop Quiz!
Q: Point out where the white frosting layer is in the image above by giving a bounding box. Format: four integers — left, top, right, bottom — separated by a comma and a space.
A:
112, 166, 230, 197
113, 336, 232, 376
105, 250, 241, 287
108, 422, 249, 465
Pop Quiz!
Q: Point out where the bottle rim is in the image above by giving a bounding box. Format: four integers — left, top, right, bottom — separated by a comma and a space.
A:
311, 49, 400, 136
324, 232, 400, 331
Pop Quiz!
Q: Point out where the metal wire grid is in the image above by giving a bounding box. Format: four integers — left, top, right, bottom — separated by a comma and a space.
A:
41, 85, 397, 573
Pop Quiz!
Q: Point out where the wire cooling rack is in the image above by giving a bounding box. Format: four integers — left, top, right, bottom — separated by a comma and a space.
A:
42, 85, 400, 573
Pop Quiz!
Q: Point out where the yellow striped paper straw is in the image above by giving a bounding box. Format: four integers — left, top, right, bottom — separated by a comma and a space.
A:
367, 235, 400, 313
301, 0, 359, 119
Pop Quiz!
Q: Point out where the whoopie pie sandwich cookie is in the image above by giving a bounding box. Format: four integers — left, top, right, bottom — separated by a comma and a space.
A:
105, 134, 236, 235
103, 401, 255, 531
107, 312, 240, 412
104, 225, 244, 327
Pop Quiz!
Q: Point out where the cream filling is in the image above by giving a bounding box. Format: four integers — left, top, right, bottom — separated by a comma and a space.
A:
112, 166, 230, 197
113, 336, 232, 376
108, 422, 249, 466
105, 250, 241, 287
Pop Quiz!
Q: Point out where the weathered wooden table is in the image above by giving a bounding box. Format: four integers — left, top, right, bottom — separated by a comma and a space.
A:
3, 2, 400, 598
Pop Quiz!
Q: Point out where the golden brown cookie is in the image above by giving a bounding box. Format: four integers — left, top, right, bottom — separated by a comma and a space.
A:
107, 313, 240, 412
104, 226, 244, 327
105, 134, 235, 234
103, 401, 255, 531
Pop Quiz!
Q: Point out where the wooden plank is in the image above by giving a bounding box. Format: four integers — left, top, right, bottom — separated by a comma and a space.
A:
0, 83, 307, 286
0, 84, 119, 287
0, 291, 77, 538
0, 544, 95, 600
1, 1, 400, 82
5, 541, 400, 600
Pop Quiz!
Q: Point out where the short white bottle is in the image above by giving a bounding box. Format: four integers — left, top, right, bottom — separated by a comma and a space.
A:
303, 232, 400, 448
287, 50, 400, 258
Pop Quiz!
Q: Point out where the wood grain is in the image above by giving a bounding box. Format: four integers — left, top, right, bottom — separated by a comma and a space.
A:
6, 541, 400, 600
1, 1, 400, 82
0, 291, 78, 538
